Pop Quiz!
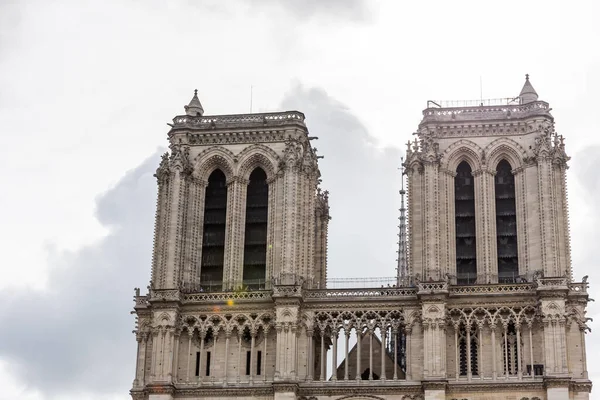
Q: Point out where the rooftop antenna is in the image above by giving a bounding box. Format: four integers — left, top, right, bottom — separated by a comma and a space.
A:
480, 75, 483, 106
397, 157, 408, 286
250, 85, 253, 113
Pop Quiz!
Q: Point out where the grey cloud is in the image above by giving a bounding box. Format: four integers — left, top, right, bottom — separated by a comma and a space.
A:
281, 85, 402, 279
0, 150, 162, 397
0, 86, 401, 398
572, 145, 600, 200
568, 145, 600, 385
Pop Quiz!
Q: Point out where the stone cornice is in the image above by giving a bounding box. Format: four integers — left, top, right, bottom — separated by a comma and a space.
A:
571, 380, 593, 393
447, 380, 544, 392
299, 382, 423, 397
422, 380, 447, 390
175, 384, 274, 397
272, 382, 299, 393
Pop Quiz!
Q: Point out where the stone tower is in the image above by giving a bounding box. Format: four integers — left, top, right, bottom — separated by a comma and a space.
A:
130, 78, 591, 400
404, 75, 591, 400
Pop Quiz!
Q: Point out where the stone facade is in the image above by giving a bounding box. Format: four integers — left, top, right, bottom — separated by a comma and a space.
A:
130, 78, 591, 400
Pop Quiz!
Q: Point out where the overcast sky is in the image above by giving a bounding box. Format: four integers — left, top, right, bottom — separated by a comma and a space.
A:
1, 1, 599, 399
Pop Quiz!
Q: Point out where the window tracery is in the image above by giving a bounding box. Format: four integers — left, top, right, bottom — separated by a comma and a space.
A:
243, 168, 269, 289
455, 161, 477, 284
200, 169, 227, 288
495, 160, 519, 283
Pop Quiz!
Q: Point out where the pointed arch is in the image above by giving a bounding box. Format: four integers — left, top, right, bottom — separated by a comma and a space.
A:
236, 145, 279, 182
194, 147, 236, 183
484, 138, 527, 170
443, 139, 483, 172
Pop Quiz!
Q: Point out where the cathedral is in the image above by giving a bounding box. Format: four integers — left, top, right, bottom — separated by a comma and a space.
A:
130, 77, 591, 400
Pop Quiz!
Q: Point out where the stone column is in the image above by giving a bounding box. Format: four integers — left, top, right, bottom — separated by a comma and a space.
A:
290, 324, 298, 379
529, 323, 534, 379
356, 329, 362, 381
381, 328, 386, 381
171, 330, 180, 383
466, 323, 472, 381
320, 331, 325, 381
224, 331, 231, 385
274, 324, 282, 379
250, 329, 256, 383
331, 329, 338, 381
199, 331, 205, 383
185, 331, 193, 382
491, 324, 497, 380
344, 330, 350, 380
369, 330, 373, 380
516, 324, 522, 379
236, 331, 242, 383
393, 329, 398, 380
307, 329, 314, 381
454, 326, 459, 380
405, 326, 412, 381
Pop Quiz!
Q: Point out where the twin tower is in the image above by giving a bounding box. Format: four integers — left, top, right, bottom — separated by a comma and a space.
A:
130, 78, 591, 400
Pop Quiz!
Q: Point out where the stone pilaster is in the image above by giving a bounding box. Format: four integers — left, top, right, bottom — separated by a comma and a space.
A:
152, 153, 172, 289
224, 177, 246, 288
281, 142, 300, 274
272, 279, 303, 382
418, 282, 448, 381
513, 167, 530, 279
133, 332, 148, 388
537, 153, 559, 277
538, 278, 569, 376
473, 168, 496, 283
406, 162, 423, 279
185, 177, 206, 288
553, 161, 571, 278
440, 169, 455, 279
422, 159, 440, 280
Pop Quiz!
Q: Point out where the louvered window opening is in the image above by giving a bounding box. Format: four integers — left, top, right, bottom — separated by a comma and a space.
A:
243, 168, 268, 289
200, 169, 227, 288
495, 160, 518, 283
455, 162, 477, 285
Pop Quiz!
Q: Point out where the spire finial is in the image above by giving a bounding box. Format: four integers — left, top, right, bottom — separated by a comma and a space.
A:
526, 73, 529, 80
194, 89, 198, 96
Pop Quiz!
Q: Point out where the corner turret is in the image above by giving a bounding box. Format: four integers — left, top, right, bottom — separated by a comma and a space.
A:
519, 74, 539, 104
184, 89, 204, 116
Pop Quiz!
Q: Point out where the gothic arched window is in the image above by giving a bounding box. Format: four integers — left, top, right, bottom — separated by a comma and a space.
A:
455, 161, 477, 284
200, 169, 227, 289
243, 168, 268, 289
495, 160, 518, 283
